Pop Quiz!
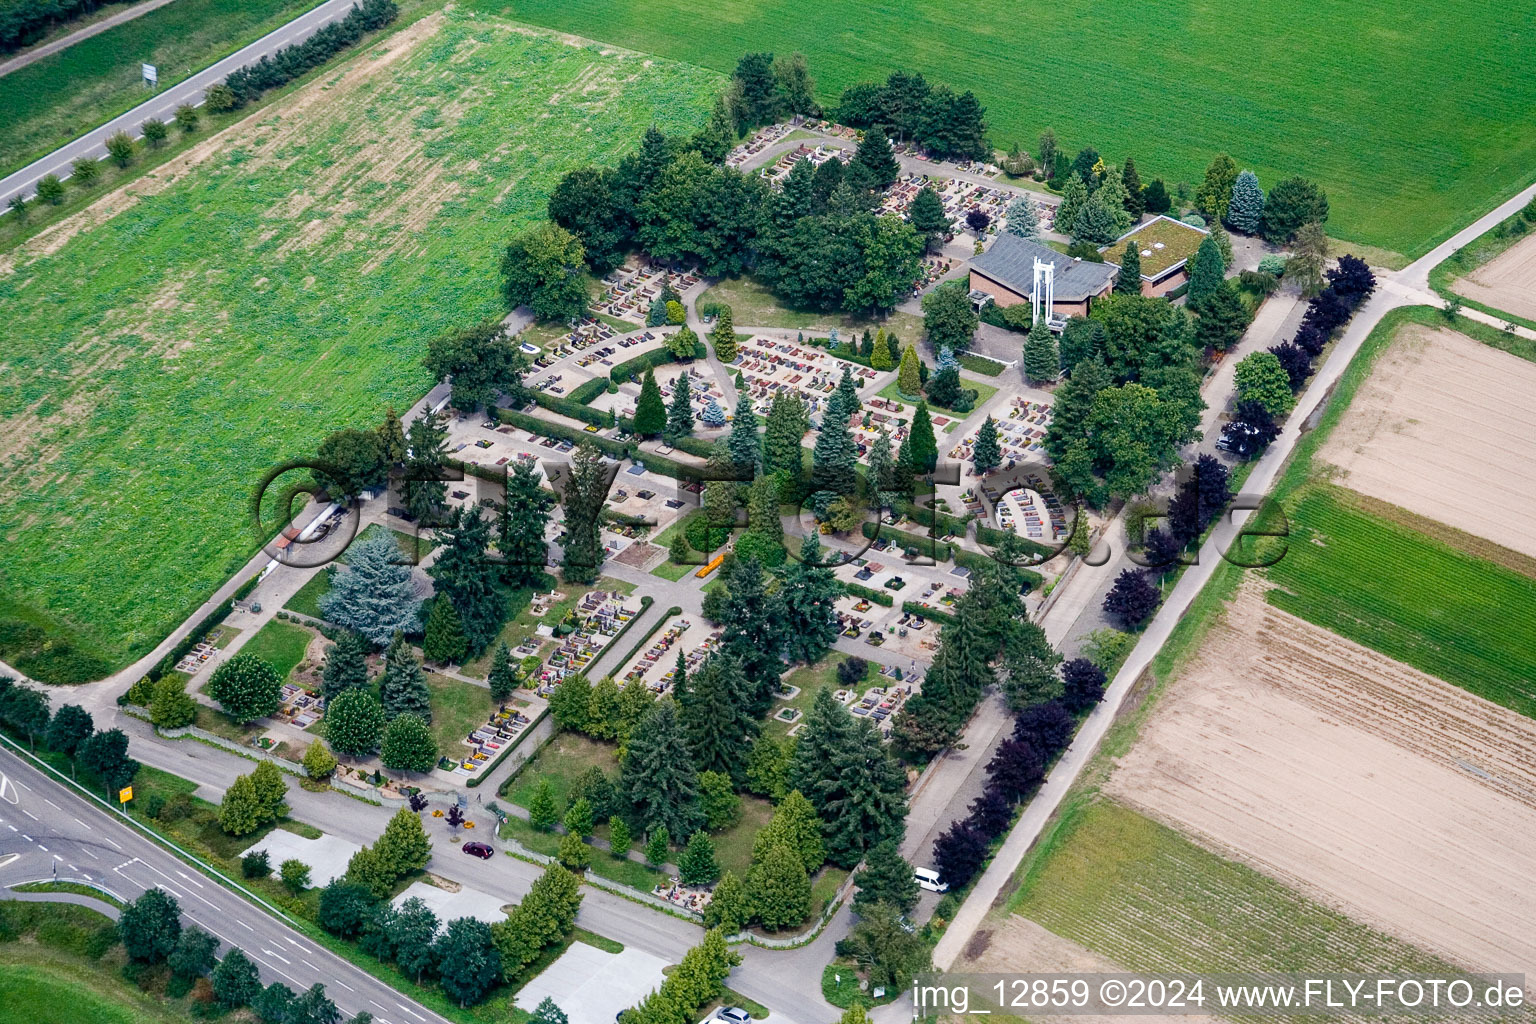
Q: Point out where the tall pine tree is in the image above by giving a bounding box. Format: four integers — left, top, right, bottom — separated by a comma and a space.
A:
501, 456, 554, 587
679, 652, 758, 781
620, 699, 704, 839
1023, 322, 1059, 383
380, 633, 432, 721
633, 368, 667, 437
560, 443, 610, 584
665, 372, 695, 443
971, 416, 1001, 474
427, 506, 503, 656
775, 532, 844, 664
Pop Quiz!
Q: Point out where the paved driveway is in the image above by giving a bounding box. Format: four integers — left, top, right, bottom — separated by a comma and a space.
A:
515, 942, 669, 1024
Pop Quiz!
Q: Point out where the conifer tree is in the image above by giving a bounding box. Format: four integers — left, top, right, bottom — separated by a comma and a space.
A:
403, 409, 450, 523
320, 530, 421, 646
1023, 321, 1059, 383
422, 596, 467, 664
852, 125, 900, 187
679, 831, 720, 886
377, 406, 407, 464
560, 442, 610, 584
1226, 170, 1264, 233
896, 344, 922, 398
621, 699, 704, 839
501, 456, 554, 587
727, 396, 760, 472
852, 838, 919, 914
1054, 175, 1088, 236
633, 368, 667, 437
321, 630, 369, 699
380, 633, 432, 721
717, 556, 787, 714
1004, 194, 1040, 239
679, 652, 758, 781
870, 328, 895, 370
746, 841, 810, 931
775, 532, 844, 664
908, 401, 938, 472
762, 391, 808, 481
709, 308, 738, 362
907, 187, 950, 249
1185, 235, 1226, 308
971, 416, 1001, 474
1196, 153, 1239, 222
665, 372, 695, 443
1115, 243, 1143, 293
1121, 157, 1145, 216
427, 506, 503, 655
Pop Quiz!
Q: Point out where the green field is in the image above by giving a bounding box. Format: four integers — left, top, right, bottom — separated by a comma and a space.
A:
1011, 798, 1467, 985
0, 12, 719, 678
0, 0, 324, 175
1263, 486, 1536, 718
485, 0, 1536, 257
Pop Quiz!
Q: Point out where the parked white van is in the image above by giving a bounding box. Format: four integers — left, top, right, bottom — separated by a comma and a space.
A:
914, 866, 948, 892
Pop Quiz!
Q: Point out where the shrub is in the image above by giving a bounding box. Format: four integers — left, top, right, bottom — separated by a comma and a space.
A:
1257, 254, 1287, 276
105, 131, 136, 168
241, 850, 272, 879
70, 157, 100, 186
35, 174, 65, 205
141, 118, 169, 148
205, 83, 237, 112
1182, 213, 1206, 228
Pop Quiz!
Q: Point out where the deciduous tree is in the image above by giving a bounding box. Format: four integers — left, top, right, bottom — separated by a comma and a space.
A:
207, 653, 281, 724
502, 222, 590, 323
326, 689, 386, 758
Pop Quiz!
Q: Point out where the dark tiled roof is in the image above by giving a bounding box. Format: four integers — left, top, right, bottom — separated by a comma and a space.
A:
969, 234, 1117, 302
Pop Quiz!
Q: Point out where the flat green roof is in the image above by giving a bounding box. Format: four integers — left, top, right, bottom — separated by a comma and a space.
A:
1100, 216, 1208, 279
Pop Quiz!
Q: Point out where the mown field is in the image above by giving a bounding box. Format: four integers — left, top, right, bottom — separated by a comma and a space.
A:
1262, 486, 1536, 719
1010, 798, 1470, 988
0, 10, 720, 678
0, 0, 322, 175
487, 0, 1536, 257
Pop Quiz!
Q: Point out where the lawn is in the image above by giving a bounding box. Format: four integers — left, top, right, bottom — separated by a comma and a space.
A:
0, 0, 325, 175
1262, 486, 1536, 718
472, 0, 1536, 259
768, 652, 863, 738
874, 377, 998, 420
237, 618, 315, 682
698, 274, 925, 341
0, 12, 720, 679
427, 670, 499, 760
1010, 797, 1469, 978
0, 955, 187, 1024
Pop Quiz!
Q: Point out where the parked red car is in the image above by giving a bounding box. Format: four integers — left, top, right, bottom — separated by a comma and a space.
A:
461, 841, 494, 859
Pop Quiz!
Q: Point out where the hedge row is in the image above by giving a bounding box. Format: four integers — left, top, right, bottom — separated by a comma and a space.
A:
842, 582, 895, 607
860, 521, 954, 561
224, 0, 397, 107
608, 341, 705, 387
973, 523, 1055, 561
958, 353, 1007, 377
531, 391, 613, 428
495, 409, 696, 481
902, 601, 958, 626
142, 570, 264, 685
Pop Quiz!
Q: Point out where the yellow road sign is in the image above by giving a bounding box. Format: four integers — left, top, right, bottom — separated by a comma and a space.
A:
118, 786, 133, 803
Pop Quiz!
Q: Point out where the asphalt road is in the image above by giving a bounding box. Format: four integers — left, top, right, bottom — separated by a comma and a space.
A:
0, 0, 358, 205
0, 741, 451, 1024
0, 0, 182, 79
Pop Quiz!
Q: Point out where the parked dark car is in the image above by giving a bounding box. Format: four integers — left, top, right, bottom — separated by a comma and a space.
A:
461, 841, 494, 859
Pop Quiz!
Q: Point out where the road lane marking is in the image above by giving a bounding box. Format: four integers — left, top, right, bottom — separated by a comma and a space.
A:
21, 835, 32, 842
73, 817, 92, 830
104, 837, 122, 850
333, 980, 354, 992
37, 844, 47, 851
238, 921, 255, 931
175, 869, 203, 888
81, 848, 98, 860
21, 809, 37, 820
285, 937, 303, 949
264, 949, 291, 965
43, 798, 59, 810
15, 780, 30, 792
371, 1001, 389, 1012
398, 1003, 426, 1020
303, 959, 319, 970
0, 774, 17, 804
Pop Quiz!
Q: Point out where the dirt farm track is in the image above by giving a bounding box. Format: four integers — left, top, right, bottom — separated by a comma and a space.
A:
1107, 584, 1536, 981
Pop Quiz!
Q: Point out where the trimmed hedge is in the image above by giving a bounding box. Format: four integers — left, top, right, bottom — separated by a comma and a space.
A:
608, 340, 706, 386
568, 378, 608, 405
958, 353, 1007, 377
973, 523, 1055, 561
902, 600, 957, 626
532, 390, 613, 428
843, 582, 895, 607
496, 409, 696, 481
860, 521, 953, 561
140, 569, 265, 686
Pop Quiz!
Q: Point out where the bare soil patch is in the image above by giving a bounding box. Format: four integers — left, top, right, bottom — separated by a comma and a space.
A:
1108, 583, 1536, 979
956, 915, 1210, 1024
1454, 229, 1536, 321
1318, 323, 1536, 561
